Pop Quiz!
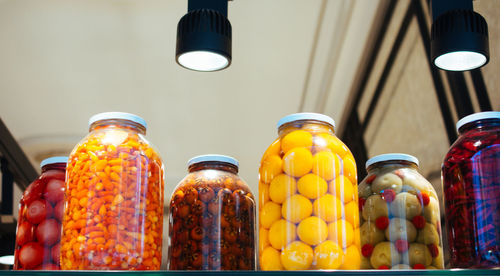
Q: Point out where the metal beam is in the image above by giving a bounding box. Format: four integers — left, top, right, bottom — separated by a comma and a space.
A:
0, 118, 37, 190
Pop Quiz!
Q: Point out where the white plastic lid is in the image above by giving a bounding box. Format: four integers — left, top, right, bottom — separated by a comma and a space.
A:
88, 112, 147, 129
365, 153, 419, 169
187, 154, 239, 168
456, 111, 500, 132
40, 156, 68, 169
277, 113, 336, 129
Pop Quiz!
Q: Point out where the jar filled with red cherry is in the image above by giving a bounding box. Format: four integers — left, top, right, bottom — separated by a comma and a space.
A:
14, 156, 67, 270
442, 111, 500, 268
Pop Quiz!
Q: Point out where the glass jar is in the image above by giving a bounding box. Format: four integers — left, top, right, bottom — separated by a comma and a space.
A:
60, 112, 164, 270
442, 111, 500, 268
14, 156, 67, 270
168, 155, 255, 270
358, 154, 444, 270
258, 113, 360, 270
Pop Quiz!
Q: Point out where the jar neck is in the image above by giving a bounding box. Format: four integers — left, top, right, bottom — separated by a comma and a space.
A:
188, 161, 239, 174
458, 119, 500, 135
89, 119, 146, 135
278, 119, 334, 136
367, 160, 418, 173
41, 163, 66, 173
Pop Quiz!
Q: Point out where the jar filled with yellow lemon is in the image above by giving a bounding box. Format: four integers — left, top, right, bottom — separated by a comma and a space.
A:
258, 113, 361, 270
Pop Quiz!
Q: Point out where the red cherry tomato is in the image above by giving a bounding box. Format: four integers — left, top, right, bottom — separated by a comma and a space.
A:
27, 200, 53, 224
54, 201, 64, 222
41, 263, 59, 270
22, 180, 46, 206
18, 242, 43, 269
16, 221, 35, 246
40, 170, 65, 181
35, 219, 60, 246
43, 179, 65, 204
51, 244, 61, 265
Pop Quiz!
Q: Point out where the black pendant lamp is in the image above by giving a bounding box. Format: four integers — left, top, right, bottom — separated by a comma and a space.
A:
176, 0, 232, 72
431, 0, 489, 71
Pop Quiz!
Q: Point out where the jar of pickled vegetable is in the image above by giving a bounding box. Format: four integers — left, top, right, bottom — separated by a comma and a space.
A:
60, 112, 164, 270
442, 111, 500, 268
14, 156, 67, 270
358, 154, 443, 270
168, 155, 255, 270
258, 113, 360, 270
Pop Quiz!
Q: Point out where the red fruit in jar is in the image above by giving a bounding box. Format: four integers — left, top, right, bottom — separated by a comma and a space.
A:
19, 242, 44, 269
358, 197, 366, 211
41, 263, 59, 270
378, 265, 389, 269
54, 201, 64, 222
394, 169, 405, 179
22, 180, 46, 206
36, 219, 61, 246
27, 200, 53, 224
428, 244, 439, 258
43, 179, 65, 204
413, 263, 426, 269
417, 192, 430, 206
51, 244, 61, 265
40, 170, 65, 181
366, 174, 376, 184
16, 221, 35, 246
412, 215, 426, 229
395, 239, 409, 253
361, 244, 374, 257
381, 189, 396, 203
375, 216, 389, 230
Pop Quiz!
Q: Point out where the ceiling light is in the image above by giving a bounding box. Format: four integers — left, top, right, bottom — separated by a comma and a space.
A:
176, 0, 232, 72
431, 0, 489, 71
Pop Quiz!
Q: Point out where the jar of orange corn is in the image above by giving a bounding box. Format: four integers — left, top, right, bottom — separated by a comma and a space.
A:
259, 113, 361, 270
60, 112, 164, 270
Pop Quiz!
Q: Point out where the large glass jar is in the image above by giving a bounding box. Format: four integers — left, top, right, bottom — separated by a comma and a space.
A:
358, 154, 444, 270
14, 156, 67, 270
258, 113, 360, 270
168, 155, 255, 270
60, 112, 164, 270
442, 111, 500, 268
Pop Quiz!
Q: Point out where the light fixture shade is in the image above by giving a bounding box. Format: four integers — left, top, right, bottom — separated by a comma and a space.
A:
176, 9, 232, 72
431, 9, 489, 71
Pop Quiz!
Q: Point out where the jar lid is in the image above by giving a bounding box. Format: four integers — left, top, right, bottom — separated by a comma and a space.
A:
277, 112, 336, 129
365, 153, 419, 169
456, 111, 500, 132
88, 112, 147, 129
40, 156, 68, 169
187, 154, 239, 168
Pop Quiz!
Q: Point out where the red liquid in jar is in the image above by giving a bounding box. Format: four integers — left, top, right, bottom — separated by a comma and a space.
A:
442, 120, 499, 268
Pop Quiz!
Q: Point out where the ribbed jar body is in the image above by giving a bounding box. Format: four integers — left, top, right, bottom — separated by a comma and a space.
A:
442, 115, 499, 268
168, 157, 255, 270
258, 114, 360, 270
358, 158, 444, 270
60, 115, 164, 270
14, 159, 67, 270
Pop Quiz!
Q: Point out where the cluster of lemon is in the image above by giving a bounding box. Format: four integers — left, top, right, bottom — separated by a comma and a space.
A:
258, 124, 361, 270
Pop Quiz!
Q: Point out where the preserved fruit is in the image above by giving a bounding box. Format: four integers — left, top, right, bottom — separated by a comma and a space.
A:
258, 113, 360, 270
60, 112, 164, 270
168, 155, 255, 270
14, 156, 67, 270
359, 153, 443, 270
442, 111, 500, 268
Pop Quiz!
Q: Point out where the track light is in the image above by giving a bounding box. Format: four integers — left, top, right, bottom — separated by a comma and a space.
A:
431, 0, 489, 71
176, 0, 232, 72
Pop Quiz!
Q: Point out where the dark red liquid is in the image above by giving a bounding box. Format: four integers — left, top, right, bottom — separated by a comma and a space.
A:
442, 120, 499, 268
